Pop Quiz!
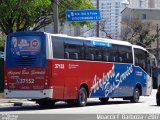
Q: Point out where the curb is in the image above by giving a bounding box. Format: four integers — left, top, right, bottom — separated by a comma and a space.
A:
0, 103, 14, 107
0, 93, 5, 99
0, 100, 36, 107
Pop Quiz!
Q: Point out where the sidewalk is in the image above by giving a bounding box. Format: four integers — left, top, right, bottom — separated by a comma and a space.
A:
0, 93, 5, 99
0, 93, 36, 107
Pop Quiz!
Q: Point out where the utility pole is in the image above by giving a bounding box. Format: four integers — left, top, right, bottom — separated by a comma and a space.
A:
96, 0, 99, 37
53, 0, 59, 33
157, 24, 159, 61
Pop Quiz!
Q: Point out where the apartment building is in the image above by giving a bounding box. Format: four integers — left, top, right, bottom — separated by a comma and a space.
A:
82, 0, 122, 39
128, 0, 160, 8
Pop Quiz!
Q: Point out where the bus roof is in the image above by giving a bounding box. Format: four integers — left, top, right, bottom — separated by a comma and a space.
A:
50, 33, 132, 46
132, 44, 148, 52
9, 31, 148, 50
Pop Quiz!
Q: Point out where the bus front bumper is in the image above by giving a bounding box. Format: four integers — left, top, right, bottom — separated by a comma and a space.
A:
4, 89, 53, 99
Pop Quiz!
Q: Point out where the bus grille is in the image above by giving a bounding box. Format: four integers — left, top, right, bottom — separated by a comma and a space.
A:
15, 56, 37, 67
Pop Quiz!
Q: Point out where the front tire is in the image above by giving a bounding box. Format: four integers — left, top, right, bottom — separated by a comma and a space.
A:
156, 99, 160, 106
130, 87, 140, 103
156, 94, 160, 106
77, 87, 87, 107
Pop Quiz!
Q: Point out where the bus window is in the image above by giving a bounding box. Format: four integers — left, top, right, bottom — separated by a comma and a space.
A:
118, 45, 133, 63
110, 44, 119, 62
64, 39, 84, 60
84, 41, 102, 61
64, 52, 69, 59
52, 36, 64, 59
146, 53, 151, 76
101, 44, 116, 62
134, 48, 147, 72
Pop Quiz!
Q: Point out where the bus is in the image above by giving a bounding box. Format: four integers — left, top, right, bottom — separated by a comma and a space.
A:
4, 31, 153, 107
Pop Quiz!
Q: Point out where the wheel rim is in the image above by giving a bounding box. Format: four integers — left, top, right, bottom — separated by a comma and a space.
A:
135, 90, 139, 101
80, 92, 86, 104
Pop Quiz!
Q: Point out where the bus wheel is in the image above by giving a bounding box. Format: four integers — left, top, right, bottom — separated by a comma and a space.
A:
130, 87, 140, 103
157, 99, 160, 106
77, 87, 87, 107
99, 98, 109, 104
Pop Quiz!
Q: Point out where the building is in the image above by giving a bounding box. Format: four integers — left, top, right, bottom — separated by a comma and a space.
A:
128, 0, 160, 8
82, 0, 122, 39
155, 0, 160, 8
121, 7, 160, 59
128, 0, 149, 8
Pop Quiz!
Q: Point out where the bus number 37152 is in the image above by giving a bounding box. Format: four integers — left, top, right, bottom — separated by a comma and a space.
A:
16, 79, 35, 84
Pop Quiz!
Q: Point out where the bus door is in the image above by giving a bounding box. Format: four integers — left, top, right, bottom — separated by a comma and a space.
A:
146, 53, 152, 96
134, 48, 152, 96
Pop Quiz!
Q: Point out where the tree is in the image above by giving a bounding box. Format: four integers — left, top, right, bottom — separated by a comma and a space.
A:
0, 0, 52, 35
121, 19, 156, 48
99, 20, 112, 39
0, 0, 94, 35
0, 32, 5, 51
58, 0, 94, 27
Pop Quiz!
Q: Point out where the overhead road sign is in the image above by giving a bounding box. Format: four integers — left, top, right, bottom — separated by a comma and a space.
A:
66, 9, 101, 22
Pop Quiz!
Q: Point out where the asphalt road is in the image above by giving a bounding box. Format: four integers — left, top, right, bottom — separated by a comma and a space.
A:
0, 89, 159, 114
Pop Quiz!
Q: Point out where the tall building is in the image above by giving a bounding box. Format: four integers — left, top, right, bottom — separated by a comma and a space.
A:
82, 0, 122, 39
128, 0, 149, 8
128, 0, 160, 8
154, 0, 160, 8
149, 0, 155, 8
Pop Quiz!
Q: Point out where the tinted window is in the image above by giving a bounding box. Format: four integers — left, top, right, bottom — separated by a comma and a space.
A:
64, 39, 84, 60
52, 36, 64, 59
101, 44, 119, 62
85, 46, 102, 61
52, 37, 133, 64
118, 45, 133, 63
134, 48, 147, 71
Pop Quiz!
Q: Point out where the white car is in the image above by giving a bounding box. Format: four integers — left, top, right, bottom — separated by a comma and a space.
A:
0, 51, 4, 58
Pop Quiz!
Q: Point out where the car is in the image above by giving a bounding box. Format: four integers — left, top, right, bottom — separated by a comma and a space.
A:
156, 85, 160, 106
0, 51, 4, 58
